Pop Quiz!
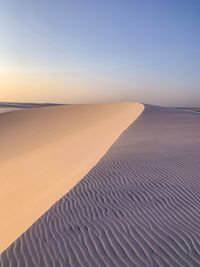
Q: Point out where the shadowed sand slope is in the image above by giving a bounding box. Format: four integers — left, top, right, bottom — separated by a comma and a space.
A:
0, 102, 144, 252
1, 105, 200, 267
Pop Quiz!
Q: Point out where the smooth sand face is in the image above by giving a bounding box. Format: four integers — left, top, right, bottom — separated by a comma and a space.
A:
0, 102, 144, 252
1, 105, 200, 266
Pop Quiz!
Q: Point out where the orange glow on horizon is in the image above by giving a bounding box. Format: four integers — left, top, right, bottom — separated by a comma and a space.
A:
0, 70, 89, 103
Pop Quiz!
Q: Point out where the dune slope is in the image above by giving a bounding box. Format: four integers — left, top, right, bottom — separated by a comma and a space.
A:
1, 105, 200, 266
0, 102, 144, 252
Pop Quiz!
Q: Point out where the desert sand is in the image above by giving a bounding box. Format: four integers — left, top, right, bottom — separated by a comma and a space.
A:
0, 102, 144, 252
0, 108, 23, 113
0, 103, 60, 114
1, 105, 200, 266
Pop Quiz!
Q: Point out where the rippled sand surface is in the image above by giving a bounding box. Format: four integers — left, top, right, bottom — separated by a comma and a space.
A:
0, 102, 143, 253
2, 105, 200, 266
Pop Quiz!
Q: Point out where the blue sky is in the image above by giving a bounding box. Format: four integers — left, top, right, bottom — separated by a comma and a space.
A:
1, 0, 200, 106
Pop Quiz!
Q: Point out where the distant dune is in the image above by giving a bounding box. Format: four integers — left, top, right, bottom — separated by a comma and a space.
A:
0, 102, 61, 114
0, 102, 144, 252
177, 107, 200, 113
0, 108, 22, 113
0, 102, 61, 108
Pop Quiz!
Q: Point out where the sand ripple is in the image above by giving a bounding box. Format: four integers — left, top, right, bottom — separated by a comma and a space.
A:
1, 105, 200, 266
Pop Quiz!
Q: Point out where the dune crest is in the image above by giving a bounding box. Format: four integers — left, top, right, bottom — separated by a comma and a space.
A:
0, 102, 144, 252
1, 105, 200, 266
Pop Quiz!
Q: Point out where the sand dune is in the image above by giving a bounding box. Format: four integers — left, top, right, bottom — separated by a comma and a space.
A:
0, 102, 60, 109
1, 105, 200, 266
0, 102, 61, 114
0, 102, 58, 113
0, 102, 144, 252
0, 108, 23, 113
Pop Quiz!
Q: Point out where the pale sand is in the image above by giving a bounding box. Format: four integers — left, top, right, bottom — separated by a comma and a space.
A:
0, 108, 23, 113
1, 105, 200, 266
0, 102, 144, 252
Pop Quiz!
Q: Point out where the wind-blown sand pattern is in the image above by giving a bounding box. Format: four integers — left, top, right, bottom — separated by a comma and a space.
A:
0, 102, 143, 252
1, 105, 200, 267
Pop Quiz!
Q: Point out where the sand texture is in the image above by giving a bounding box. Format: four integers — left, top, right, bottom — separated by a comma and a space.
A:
0, 102, 144, 252
1, 105, 200, 266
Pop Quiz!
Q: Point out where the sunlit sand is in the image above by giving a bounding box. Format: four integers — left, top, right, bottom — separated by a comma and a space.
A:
0, 102, 144, 252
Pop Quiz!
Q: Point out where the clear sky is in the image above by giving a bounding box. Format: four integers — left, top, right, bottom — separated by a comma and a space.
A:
1, 0, 200, 106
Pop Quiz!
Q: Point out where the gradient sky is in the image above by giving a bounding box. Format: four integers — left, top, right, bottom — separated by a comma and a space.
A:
1, 0, 200, 106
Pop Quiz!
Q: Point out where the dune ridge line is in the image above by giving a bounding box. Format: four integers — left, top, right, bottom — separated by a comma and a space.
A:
1, 105, 200, 266
0, 102, 144, 252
